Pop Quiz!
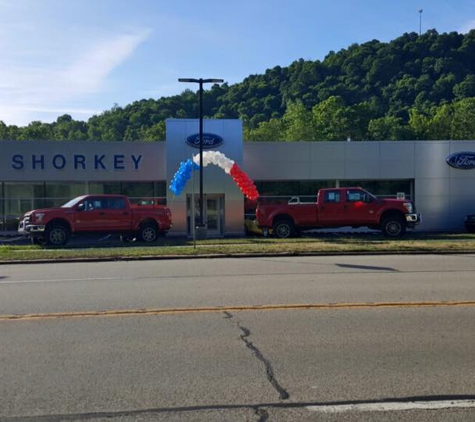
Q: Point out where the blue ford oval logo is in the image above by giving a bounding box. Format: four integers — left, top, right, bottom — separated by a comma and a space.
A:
186, 133, 223, 149
446, 151, 475, 170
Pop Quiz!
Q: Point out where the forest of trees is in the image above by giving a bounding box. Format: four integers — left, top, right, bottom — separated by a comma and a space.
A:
2, 29, 475, 142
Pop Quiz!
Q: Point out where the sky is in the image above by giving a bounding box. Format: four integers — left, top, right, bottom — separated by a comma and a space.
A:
1, 0, 474, 127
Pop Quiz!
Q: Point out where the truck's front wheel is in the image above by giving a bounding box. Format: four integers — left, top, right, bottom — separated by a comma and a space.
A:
45, 224, 70, 246
381, 216, 406, 238
273, 219, 296, 239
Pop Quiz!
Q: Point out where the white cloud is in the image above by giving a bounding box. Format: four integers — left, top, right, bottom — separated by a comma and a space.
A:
60, 29, 152, 95
0, 28, 152, 126
459, 19, 475, 33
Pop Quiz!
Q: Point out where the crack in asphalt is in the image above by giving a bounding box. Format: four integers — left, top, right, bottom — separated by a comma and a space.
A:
254, 407, 269, 421
223, 311, 290, 401
4, 395, 475, 421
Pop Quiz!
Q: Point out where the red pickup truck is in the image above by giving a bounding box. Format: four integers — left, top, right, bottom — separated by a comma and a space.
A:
18, 194, 172, 246
256, 187, 420, 238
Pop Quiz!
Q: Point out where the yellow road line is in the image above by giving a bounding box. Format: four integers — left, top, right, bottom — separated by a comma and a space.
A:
2, 301, 475, 321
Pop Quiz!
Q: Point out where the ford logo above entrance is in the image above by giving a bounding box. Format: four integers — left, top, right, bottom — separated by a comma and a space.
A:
186, 133, 223, 149
446, 151, 475, 170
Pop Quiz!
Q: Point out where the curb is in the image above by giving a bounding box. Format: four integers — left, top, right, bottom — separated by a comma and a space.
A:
1, 249, 475, 265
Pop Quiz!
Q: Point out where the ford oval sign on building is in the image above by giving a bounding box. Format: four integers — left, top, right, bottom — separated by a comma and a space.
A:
446, 151, 475, 170
186, 133, 223, 149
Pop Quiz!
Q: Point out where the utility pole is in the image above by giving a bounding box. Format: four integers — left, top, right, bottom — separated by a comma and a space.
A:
178, 77, 224, 239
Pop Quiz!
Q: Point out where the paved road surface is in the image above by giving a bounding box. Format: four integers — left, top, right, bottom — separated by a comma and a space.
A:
1, 254, 475, 421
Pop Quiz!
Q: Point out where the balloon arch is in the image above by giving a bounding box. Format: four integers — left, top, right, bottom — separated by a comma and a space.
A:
169, 151, 259, 201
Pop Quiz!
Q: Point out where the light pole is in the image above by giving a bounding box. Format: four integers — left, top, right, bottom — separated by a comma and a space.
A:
178, 78, 224, 239
418, 9, 423, 36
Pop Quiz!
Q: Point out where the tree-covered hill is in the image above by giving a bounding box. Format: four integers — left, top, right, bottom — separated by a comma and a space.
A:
2, 29, 475, 142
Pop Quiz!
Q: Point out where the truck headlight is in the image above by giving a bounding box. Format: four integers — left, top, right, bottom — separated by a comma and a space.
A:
403, 202, 413, 213
34, 212, 45, 223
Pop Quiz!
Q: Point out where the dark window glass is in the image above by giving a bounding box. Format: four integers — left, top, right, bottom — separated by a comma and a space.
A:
121, 182, 154, 198
298, 180, 334, 195
106, 197, 126, 210
89, 182, 121, 195
340, 180, 412, 198
45, 182, 86, 198
4, 183, 46, 214
346, 189, 365, 202
255, 180, 334, 197
88, 181, 166, 201
84, 198, 104, 211
324, 191, 341, 203
154, 182, 167, 197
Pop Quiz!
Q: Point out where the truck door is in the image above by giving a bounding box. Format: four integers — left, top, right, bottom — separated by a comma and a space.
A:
103, 197, 131, 231
317, 190, 347, 226
343, 189, 376, 226
74, 197, 109, 231
75, 197, 131, 231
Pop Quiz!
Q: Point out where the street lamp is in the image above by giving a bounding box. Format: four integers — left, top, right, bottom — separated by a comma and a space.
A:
178, 78, 224, 239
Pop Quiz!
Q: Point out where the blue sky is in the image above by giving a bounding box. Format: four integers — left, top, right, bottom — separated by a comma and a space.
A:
1, 0, 474, 126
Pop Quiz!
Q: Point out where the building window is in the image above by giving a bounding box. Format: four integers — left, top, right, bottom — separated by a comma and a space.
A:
121, 182, 154, 198
339, 180, 413, 199
89, 182, 121, 195
44, 182, 87, 207
4, 182, 46, 215
255, 180, 334, 196
88, 181, 166, 199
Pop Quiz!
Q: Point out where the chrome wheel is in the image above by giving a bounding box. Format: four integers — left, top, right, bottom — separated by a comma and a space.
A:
46, 225, 69, 246
140, 225, 158, 242
273, 220, 294, 239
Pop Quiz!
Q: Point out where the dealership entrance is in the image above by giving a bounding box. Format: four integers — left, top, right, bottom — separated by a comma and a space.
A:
186, 194, 225, 237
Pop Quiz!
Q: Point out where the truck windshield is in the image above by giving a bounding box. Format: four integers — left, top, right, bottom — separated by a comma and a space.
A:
61, 196, 87, 208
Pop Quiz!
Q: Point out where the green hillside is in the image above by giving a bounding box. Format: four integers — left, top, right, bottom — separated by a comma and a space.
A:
2, 29, 475, 142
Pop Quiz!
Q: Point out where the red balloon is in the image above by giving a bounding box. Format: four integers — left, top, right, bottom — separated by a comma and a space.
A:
228, 163, 259, 200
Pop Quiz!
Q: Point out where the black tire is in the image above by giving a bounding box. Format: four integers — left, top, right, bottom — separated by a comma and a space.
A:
272, 219, 296, 239
381, 216, 406, 238
138, 223, 158, 243
45, 224, 70, 246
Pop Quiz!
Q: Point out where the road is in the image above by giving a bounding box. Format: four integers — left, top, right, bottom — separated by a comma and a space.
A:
1, 254, 475, 421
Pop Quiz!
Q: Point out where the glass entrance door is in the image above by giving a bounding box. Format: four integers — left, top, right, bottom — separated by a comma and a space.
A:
187, 194, 224, 237
205, 196, 222, 236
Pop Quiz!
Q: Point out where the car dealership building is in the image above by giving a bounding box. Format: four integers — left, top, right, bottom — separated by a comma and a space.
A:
1, 118, 475, 236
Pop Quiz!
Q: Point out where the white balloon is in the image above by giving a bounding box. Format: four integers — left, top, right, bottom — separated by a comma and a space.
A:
194, 151, 234, 172
187, 151, 257, 198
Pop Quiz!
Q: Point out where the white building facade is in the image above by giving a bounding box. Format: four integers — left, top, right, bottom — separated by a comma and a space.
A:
0, 118, 474, 234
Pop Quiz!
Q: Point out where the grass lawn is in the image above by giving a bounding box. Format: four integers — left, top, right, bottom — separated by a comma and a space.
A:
1, 232, 474, 263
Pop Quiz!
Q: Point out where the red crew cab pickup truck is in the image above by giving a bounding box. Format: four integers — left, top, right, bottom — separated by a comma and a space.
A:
256, 187, 420, 238
18, 194, 172, 246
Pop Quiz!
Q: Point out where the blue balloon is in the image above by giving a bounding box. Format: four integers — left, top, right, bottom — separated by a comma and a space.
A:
169, 159, 200, 196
